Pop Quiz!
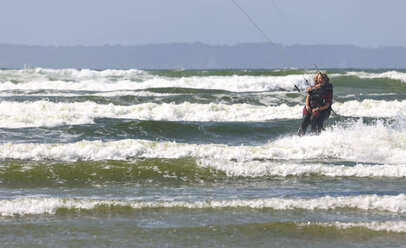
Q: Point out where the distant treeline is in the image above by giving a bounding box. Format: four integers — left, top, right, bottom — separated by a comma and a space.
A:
0, 43, 405, 69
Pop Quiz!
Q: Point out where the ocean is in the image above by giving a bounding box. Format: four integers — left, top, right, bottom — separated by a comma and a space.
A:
0, 68, 405, 247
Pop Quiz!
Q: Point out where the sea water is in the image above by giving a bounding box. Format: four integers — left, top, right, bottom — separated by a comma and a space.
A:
0, 68, 405, 247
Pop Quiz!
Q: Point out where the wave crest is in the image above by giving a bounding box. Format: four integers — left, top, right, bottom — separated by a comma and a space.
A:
1, 194, 405, 216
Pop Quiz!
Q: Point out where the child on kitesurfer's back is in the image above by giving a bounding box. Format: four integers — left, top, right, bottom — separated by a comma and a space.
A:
298, 72, 333, 136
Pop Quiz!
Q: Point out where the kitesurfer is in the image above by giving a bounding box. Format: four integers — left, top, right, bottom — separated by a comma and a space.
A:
298, 72, 333, 136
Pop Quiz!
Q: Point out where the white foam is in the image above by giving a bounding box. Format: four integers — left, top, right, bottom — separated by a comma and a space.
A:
0, 79, 144, 92
267, 119, 406, 165
0, 100, 302, 128
0, 68, 148, 82
301, 221, 406, 233
146, 74, 311, 92
0, 90, 177, 98
1, 194, 405, 216
345, 70, 406, 83
2, 99, 406, 128
0, 70, 313, 92
1, 119, 406, 165
2, 69, 406, 94
340, 93, 397, 99
197, 160, 406, 178
334, 99, 406, 118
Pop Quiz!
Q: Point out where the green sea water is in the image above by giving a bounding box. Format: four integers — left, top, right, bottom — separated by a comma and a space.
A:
0, 68, 405, 247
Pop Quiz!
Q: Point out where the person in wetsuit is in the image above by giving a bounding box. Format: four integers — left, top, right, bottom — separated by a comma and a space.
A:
298, 72, 333, 136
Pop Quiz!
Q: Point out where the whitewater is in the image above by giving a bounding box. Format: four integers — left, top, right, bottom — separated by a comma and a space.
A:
0, 68, 405, 247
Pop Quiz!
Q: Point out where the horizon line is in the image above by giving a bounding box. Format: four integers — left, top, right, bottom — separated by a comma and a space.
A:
1, 42, 405, 49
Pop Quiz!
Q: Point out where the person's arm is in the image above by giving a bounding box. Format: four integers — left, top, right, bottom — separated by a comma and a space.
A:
306, 84, 322, 92
320, 101, 331, 110
312, 102, 330, 112
306, 95, 310, 112
312, 88, 332, 112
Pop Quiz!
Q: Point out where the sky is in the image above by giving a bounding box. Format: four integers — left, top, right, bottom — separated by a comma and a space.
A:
0, 0, 405, 48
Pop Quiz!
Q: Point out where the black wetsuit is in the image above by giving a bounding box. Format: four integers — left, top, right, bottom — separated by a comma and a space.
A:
298, 83, 333, 135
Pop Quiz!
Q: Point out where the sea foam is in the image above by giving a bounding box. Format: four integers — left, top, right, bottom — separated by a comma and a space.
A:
334, 99, 406, 118
1, 194, 405, 216
0, 100, 301, 128
2, 69, 406, 94
197, 160, 406, 178
300, 221, 406, 233
0, 119, 405, 165
1, 99, 406, 128
0, 70, 312, 92
345, 70, 406, 83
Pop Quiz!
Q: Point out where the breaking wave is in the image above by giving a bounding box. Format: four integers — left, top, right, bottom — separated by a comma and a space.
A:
299, 221, 406, 233
0, 70, 312, 92
197, 160, 406, 178
1, 99, 406, 128
344, 70, 406, 83
1, 194, 405, 216
0, 119, 405, 166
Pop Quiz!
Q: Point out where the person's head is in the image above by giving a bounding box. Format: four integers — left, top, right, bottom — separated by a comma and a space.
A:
313, 72, 321, 85
314, 72, 329, 85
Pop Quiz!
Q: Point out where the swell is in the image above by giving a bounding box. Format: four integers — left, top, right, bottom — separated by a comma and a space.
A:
131, 221, 406, 248
0, 158, 227, 187
0, 90, 299, 107
2, 99, 406, 128
2, 220, 403, 247
0, 158, 405, 188
1, 194, 405, 216
146, 221, 406, 235
0, 119, 295, 145
0, 119, 405, 164
2, 70, 406, 97
148, 69, 311, 77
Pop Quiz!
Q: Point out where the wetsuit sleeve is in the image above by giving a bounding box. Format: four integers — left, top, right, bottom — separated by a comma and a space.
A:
323, 84, 333, 107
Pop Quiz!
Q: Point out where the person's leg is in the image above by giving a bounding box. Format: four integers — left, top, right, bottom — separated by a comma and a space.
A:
298, 106, 311, 136
318, 110, 331, 131
310, 109, 322, 134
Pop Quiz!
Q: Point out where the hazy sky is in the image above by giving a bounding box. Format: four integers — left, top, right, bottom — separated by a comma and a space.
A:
0, 0, 404, 47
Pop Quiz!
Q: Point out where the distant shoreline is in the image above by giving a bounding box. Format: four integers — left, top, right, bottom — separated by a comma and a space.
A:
1, 42, 405, 69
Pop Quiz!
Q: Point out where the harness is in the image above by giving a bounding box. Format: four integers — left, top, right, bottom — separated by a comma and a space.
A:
309, 87, 324, 108
309, 83, 333, 110
322, 83, 333, 111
